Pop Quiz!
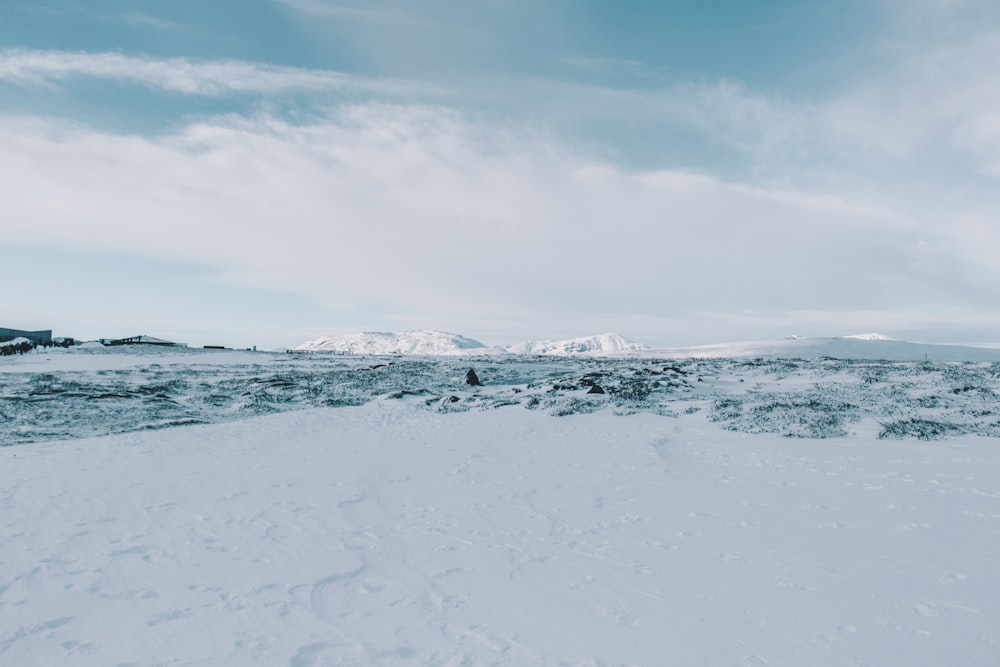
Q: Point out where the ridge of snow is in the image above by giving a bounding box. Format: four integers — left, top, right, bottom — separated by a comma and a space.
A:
507, 333, 648, 356
0, 337, 31, 348
292, 330, 490, 356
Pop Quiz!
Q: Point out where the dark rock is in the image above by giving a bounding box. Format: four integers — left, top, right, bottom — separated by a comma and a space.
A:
587, 384, 605, 394
465, 369, 482, 386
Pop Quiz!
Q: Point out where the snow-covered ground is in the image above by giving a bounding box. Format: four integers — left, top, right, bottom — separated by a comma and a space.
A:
4, 345, 1000, 447
2, 347, 999, 665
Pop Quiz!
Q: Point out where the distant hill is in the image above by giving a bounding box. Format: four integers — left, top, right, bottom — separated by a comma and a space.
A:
648, 337, 1000, 362
506, 333, 648, 356
841, 333, 895, 341
291, 330, 1000, 362
292, 330, 491, 356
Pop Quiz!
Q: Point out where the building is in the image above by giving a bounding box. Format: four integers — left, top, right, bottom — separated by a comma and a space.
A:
0, 327, 52, 346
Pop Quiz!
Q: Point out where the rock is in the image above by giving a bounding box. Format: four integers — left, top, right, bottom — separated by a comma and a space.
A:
587, 384, 605, 394
466, 369, 482, 386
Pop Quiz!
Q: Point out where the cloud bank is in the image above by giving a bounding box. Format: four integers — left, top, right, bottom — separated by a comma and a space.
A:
3, 99, 993, 344
2, 0, 999, 345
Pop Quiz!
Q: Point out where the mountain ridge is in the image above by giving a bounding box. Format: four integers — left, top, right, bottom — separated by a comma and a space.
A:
290, 330, 1000, 362
292, 330, 491, 356
507, 333, 648, 355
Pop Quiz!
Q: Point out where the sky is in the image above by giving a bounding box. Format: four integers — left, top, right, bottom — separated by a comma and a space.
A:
1, 0, 999, 349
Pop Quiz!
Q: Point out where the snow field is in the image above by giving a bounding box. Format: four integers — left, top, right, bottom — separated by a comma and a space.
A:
5, 349, 1000, 447
2, 402, 998, 665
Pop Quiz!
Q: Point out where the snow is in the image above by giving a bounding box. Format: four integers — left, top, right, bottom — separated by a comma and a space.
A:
0, 337, 31, 348
843, 332, 895, 341
0, 345, 267, 374
293, 330, 493, 355
2, 349, 1000, 664
506, 332, 648, 355
5, 346, 1000, 446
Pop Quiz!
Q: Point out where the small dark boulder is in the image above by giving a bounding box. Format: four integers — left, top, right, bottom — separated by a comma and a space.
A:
465, 369, 482, 386
587, 384, 606, 394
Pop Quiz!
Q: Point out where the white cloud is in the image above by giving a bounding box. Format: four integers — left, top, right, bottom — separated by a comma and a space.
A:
119, 13, 185, 31
273, 0, 430, 24
823, 1, 1000, 178
0, 49, 431, 97
2, 103, 987, 344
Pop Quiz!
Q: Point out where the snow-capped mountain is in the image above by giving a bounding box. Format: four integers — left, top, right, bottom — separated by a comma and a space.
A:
506, 333, 648, 356
293, 330, 490, 356
842, 333, 895, 341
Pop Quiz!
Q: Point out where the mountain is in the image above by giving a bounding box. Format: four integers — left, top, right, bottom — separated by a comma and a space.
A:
293, 330, 491, 356
842, 333, 895, 341
291, 330, 1000, 362
506, 333, 648, 356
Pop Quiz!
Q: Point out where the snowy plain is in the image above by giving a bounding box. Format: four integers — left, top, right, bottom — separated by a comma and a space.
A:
2, 344, 1000, 665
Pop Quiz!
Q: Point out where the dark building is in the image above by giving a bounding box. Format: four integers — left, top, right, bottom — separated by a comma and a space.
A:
0, 327, 52, 346
106, 335, 186, 347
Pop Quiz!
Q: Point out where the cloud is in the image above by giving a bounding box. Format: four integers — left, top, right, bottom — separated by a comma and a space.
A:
273, 0, 432, 25
2, 102, 986, 344
821, 0, 1000, 178
0, 49, 430, 98
119, 12, 185, 31
544, 0, 1000, 195
3, 0, 999, 345
560, 55, 668, 81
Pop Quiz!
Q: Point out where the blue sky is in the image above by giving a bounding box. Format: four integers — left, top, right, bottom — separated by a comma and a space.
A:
2, 0, 999, 348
